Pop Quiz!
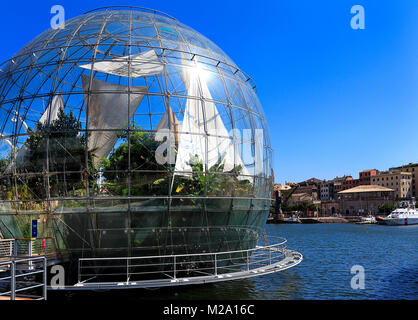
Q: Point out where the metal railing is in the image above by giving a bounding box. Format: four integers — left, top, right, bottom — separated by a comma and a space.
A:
77, 236, 291, 285
0, 239, 14, 256
0, 256, 47, 300
0, 237, 56, 258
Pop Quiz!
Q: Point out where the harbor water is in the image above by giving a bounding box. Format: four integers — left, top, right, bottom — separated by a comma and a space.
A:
53, 223, 418, 301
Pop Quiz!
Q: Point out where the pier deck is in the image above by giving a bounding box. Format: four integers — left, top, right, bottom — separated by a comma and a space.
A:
268, 216, 362, 224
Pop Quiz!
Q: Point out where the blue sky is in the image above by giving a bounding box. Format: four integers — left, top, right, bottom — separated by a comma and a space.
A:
1, 0, 417, 183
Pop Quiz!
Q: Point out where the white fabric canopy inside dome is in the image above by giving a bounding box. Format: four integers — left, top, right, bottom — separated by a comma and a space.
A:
79, 49, 164, 78
81, 75, 149, 167
38, 95, 64, 126
174, 58, 251, 179
156, 106, 180, 143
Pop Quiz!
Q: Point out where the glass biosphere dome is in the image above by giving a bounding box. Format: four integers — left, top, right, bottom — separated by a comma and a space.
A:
0, 7, 273, 268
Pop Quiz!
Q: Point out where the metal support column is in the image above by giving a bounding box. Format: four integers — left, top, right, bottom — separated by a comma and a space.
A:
11, 261, 15, 300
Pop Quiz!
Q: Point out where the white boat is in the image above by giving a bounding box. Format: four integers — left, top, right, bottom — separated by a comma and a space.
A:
286, 217, 302, 224
356, 215, 376, 224
382, 200, 418, 226
276, 215, 302, 224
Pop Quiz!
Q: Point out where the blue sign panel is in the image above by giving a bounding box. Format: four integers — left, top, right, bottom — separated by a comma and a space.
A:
32, 219, 38, 238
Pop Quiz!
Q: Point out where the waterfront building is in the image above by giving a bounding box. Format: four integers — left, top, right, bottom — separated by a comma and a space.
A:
289, 192, 313, 203
341, 176, 360, 191
319, 180, 335, 201
320, 201, 339, 216
389, 163, 418, 198
333, 175, 352, 193
338, 185, 395, 215
359, 169, 380, 185
273, 184, 292, 196
371, 171, 412, 199
335, 170, 380, 193
296, 178, 321, 200
272, 184, 293, 201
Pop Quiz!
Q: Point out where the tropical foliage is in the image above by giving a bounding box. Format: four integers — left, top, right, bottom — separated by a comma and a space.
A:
100, 127, 166, 196
99, 128, 253, 198
173, 154, 252, 198
0, 109, 98, 206
0, 157, 8, 172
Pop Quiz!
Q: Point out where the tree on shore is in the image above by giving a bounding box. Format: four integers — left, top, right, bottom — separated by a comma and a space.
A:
282, 201, 316, 213
378, 202, 398, 215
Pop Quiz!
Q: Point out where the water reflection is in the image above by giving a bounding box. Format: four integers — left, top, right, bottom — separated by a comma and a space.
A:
372, 266, 418, 300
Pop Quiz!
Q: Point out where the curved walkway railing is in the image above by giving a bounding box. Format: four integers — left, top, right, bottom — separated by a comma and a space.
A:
68, 236, 302, 290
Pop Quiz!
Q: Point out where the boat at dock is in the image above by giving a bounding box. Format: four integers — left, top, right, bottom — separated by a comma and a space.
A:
381, 200, 418, 226
276, 217, 302, 224
356, 215, 377, 225
375, 216, 386, 225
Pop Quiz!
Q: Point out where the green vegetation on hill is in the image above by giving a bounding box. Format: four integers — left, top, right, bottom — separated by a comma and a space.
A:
282, 201, 317, 213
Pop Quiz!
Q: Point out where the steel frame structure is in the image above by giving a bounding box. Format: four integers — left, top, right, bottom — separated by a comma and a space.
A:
0, 7, 284, 279
0, 6, 270, 206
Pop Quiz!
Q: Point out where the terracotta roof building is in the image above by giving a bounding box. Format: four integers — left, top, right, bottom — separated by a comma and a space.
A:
337, 185, 395, 215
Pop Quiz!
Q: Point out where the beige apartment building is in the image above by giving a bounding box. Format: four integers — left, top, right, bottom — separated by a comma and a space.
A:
371, 170, 412, 199
390, 163, 418, 198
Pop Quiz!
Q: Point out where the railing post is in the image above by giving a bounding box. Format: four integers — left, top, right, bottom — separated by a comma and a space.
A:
43, 257, 47, 300
173, 256, 176, 279
28, 240, 33, 270
127, 258, 129, 283
13, 240, 17, 257
77, 259, 81, 283
11, 261, 15, 300
29, 239, 33, 256
214, 254, 217, 276
247, 250, 249, 271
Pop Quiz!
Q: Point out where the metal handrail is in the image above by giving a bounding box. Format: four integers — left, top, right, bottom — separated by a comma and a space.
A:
80, 236, 287, 262
0, 239, 14, 256
0, 237, 56, 258
0, 256, 47, 300
76, 236, 290, 286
